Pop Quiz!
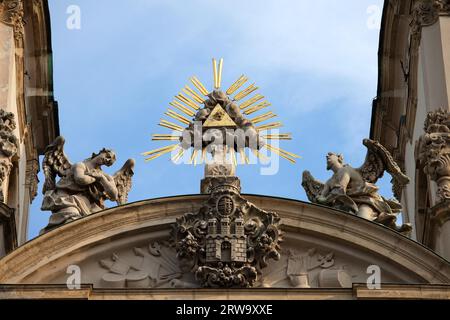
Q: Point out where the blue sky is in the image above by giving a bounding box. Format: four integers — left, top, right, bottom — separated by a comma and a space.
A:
28, 0, 386, 238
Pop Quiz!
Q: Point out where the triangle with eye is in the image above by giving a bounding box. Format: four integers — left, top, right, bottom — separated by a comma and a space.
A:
203, 104, 237, 128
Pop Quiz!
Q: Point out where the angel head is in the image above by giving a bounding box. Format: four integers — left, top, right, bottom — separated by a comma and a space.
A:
326, 152, 344, 171
90, 148, 116, 167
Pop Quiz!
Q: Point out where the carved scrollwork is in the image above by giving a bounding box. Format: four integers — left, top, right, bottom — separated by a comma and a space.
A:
411, 1, 450, 34
172, 177, 282, 288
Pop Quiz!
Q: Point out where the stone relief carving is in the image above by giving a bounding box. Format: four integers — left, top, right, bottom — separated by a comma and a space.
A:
302, 139, 412, 234
0, 0, 24, 40
96, 241, 358, 289
258, 248, 353, 289
98, 241, 197, 288
0, 109, 18, 203
286, 249, 334, 288
40, 136, 135, 233
417, 108, 450, 203
172, 176, 282, 288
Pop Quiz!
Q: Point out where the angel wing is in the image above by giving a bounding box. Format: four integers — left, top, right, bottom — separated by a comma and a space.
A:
301, 171, 324, 202
113, 158, 135, 205
42, 136, 72, 194
357, 139, 410, 187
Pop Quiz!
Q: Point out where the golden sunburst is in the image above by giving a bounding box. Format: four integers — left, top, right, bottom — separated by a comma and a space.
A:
143, 58, 300, 165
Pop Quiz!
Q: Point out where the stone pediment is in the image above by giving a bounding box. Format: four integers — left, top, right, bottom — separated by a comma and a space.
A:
0, 195, 449, 296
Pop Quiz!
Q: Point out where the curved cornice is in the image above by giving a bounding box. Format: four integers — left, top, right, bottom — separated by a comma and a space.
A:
0, 194, 449, 284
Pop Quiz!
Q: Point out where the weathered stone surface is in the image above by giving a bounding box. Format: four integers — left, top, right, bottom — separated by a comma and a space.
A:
302, 139, 411, 234
0, 195, 448, 289
0, 109, 18, 203
173, 177, 282, 288
40, 136, 135, 233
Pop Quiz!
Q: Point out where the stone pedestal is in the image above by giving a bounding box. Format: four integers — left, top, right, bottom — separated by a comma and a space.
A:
201, 146, 237, 194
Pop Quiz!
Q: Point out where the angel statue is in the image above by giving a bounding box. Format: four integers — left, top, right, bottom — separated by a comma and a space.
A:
302, 139, 412, 234
40, 136, 135, 234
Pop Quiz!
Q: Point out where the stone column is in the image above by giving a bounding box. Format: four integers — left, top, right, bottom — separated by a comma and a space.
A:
418, 108, 450, 259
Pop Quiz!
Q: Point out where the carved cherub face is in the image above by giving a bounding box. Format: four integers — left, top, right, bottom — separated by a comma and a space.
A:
93, 149, 116, 167
326, 152, 343, 170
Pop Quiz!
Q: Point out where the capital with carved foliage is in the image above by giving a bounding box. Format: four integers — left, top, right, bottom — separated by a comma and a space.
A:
418, 108, 450, 202
0, 0, 24, 40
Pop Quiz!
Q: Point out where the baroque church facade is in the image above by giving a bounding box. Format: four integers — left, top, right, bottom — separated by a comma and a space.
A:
0, 0, 450, 300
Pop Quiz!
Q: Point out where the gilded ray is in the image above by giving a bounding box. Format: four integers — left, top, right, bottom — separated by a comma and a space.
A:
256, 122, 283, 131
263, 144, 297, 164
175, 93, 200, 110
142, 144, 179, 156
152, 134, 181, 141
159, 120, 184, 132
243, 101, 272, 115
144, 152, 166, 162
213, 58, 224, 89
226, 75, 248, 95
165, 109, 192, 125
229, 147, 237, 167
252, 148, 269, 162
239, 94, 264, 110
261, 133, 292, 140
182, 86, 204, 104
218, 59, 223, 88
190, 76, 209, 96
201, 148, 207, 164
172, 148, 186, 163
234, 84, 258, 101
189, 149, 198, 165
170, 101, 196, 117
250, 112, 277, 124
239, 148, 249, 164
143, 145, 180, 162
265, 144, 300, 159
213, 59, 218, 89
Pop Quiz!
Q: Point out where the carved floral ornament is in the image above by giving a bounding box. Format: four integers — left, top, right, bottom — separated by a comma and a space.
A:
412, 0, 450, 31
418, 108, 450, 202
0, 0, 24, 39
0, 109, 18, 203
